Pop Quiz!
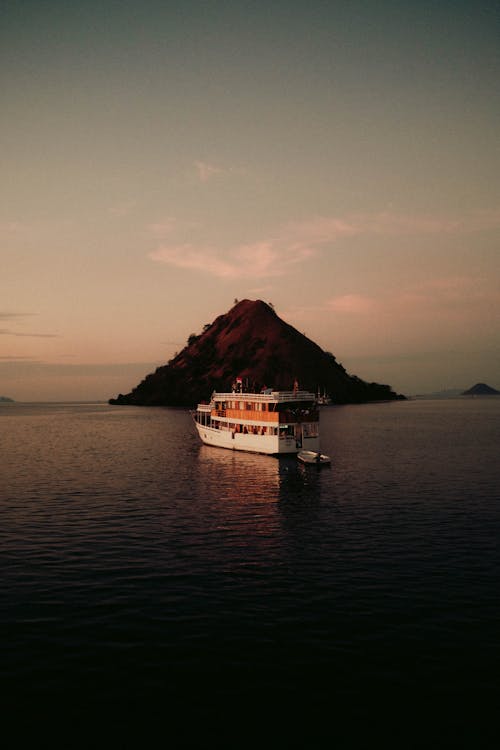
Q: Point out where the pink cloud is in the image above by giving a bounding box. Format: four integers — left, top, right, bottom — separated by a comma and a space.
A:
327, 294, 378, 314
325, 276, 499, 322
402, 276, 500, 319
194, 161, 225, 182
283, 216, 358, 245
363, 212, 460, 235
282, 208, 500, 245
108, 200, 136, 217
150, 240, 315, 279
147, 218, 177, 237
150, 245, 237, 278
0, 221, 27, 233
365, 208, 500, 235
148, 207, 500, 280
194, 160, 247, 183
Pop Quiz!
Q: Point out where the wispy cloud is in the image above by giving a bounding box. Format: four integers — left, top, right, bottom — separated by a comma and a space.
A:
327, 294, 377, 314
325, 275, 500, 321
108, 200, 137, 217
248, 285, 274, 295
0, 221, 28, 234
195, 160, 224, 182
150, 240, 314, 279
150, 245, 236, 277
0, 312, 35, 320
0, 311, 58, 338
193, 160, 246, 183
149, 207, 500, 280
0, 360, 161, 377
0, 329, 59, 338
283, 207, 500, 244
147, 218, 177, 237
0, 355, 38, 361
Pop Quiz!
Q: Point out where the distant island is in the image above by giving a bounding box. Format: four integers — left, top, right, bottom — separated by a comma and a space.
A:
110, 299, 405, 407
462, 383, 500, 396
0, 396, 14, 403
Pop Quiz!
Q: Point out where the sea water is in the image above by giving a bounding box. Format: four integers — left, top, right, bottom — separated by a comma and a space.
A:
1, 399, 499, 746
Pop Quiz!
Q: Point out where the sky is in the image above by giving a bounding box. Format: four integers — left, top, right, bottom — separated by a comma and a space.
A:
1, 0, 499, 401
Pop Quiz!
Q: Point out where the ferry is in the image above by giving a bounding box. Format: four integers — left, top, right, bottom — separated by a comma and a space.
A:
193, 385, 320, 455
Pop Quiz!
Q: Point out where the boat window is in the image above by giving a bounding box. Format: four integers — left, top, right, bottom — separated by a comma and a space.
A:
303, 422, 319, 438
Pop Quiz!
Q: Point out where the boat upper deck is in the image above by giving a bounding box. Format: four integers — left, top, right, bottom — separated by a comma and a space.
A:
210, 390, 316, 404
195, 390, 319, 425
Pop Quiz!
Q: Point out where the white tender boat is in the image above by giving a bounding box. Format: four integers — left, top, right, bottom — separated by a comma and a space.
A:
297, 450, 331, 466
193, 386, 321, 455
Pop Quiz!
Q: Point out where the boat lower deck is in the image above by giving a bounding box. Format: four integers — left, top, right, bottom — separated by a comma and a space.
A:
195, 422, 319, 455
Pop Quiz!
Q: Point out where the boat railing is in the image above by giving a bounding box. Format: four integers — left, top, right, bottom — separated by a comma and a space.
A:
275, 391, 316, 402
212, 390, 316, 403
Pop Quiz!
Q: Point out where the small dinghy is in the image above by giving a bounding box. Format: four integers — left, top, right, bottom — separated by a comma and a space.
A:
297, 450, 331, 466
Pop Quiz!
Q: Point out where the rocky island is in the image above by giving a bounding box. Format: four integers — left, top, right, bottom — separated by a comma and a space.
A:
462, 383, 500, 396
110, 299, 405, 407
0, 396, 14, 403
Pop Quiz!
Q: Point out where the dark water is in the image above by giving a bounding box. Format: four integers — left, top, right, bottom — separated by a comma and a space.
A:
2, 399, 499, 747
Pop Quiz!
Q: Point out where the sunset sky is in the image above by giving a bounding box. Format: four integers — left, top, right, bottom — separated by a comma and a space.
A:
2, 0, 499, 401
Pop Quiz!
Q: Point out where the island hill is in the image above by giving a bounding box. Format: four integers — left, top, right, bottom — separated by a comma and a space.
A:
110, 299, 405, 407
0, 396, 14, 403
462, 383, 500, 396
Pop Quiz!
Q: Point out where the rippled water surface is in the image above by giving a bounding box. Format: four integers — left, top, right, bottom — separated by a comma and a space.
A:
2, 399, 499, 746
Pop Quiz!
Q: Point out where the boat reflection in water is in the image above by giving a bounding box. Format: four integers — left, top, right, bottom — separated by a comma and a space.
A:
196, 444, 282, 504
195, 444, 328, 516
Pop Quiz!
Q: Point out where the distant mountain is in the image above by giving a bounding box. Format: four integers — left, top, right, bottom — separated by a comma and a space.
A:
0, 396, 14, 403
462, 383, 500, 396
110, 299, 405, 406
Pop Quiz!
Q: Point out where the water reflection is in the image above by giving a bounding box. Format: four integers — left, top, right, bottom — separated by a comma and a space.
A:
195, 445, 328, 507
196, 445, 281, 504
190, 446, 331, 576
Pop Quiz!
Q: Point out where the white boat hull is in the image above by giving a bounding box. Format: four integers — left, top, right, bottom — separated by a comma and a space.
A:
195, 422, 319, 455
